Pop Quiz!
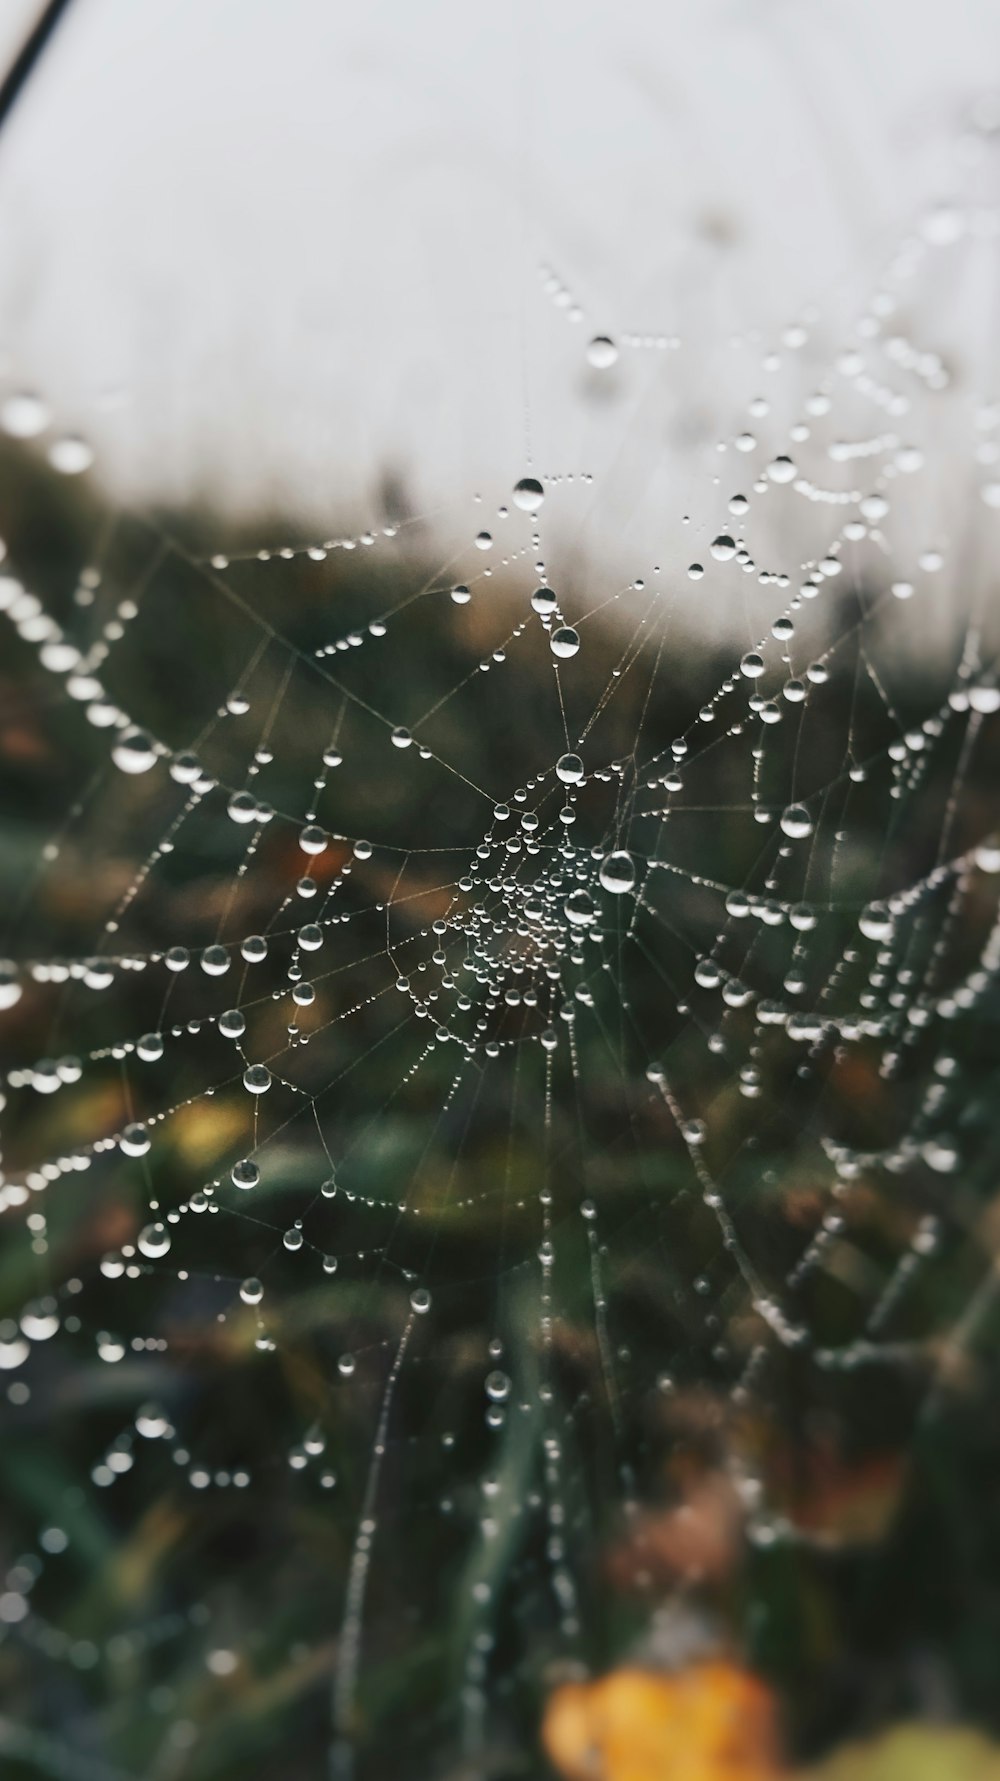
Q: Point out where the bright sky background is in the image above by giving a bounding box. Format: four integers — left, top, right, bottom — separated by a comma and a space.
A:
0, 0, 997, 586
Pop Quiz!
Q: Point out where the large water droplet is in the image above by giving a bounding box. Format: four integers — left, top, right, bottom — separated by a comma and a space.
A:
599, 850, 636, 894
555, 751, 584, 784
513, 476, 544, 512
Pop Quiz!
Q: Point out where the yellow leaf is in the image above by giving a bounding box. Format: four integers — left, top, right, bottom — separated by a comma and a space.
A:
804, 1724, 1000, 1781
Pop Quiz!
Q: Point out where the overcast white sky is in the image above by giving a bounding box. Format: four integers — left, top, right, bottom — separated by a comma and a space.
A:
0, 0, 997, 583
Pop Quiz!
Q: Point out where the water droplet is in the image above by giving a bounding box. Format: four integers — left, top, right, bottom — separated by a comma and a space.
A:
227, 791, 258, 824
766, 455, 796, 484
112, 728, 157, 774
513, 476, 544, 512
599, 850, 636, 894
170, 751, 202, 785
550, 627, 580, 659
858, 904, 892, 941
49, 435, 94, 475
1, 392, 48, 437
299, 824, 328, 854
555, 751, 584, 784
135, 1404, 169, 1438
564, 888, 596, 927
120, 1123, 150, 1157
586, 335, 618, 369
780, 804, 813, 839
137, 1222, 171, 1259
0, 962, 21, 1011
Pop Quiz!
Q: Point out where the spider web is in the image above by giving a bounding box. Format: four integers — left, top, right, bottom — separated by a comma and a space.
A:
3, 114, 1000, 1781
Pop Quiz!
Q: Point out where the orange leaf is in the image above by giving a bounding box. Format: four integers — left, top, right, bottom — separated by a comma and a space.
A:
542, 1661, 782, 1781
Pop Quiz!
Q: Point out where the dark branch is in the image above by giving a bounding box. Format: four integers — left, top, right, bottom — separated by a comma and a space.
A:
0, 0, 75, 137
